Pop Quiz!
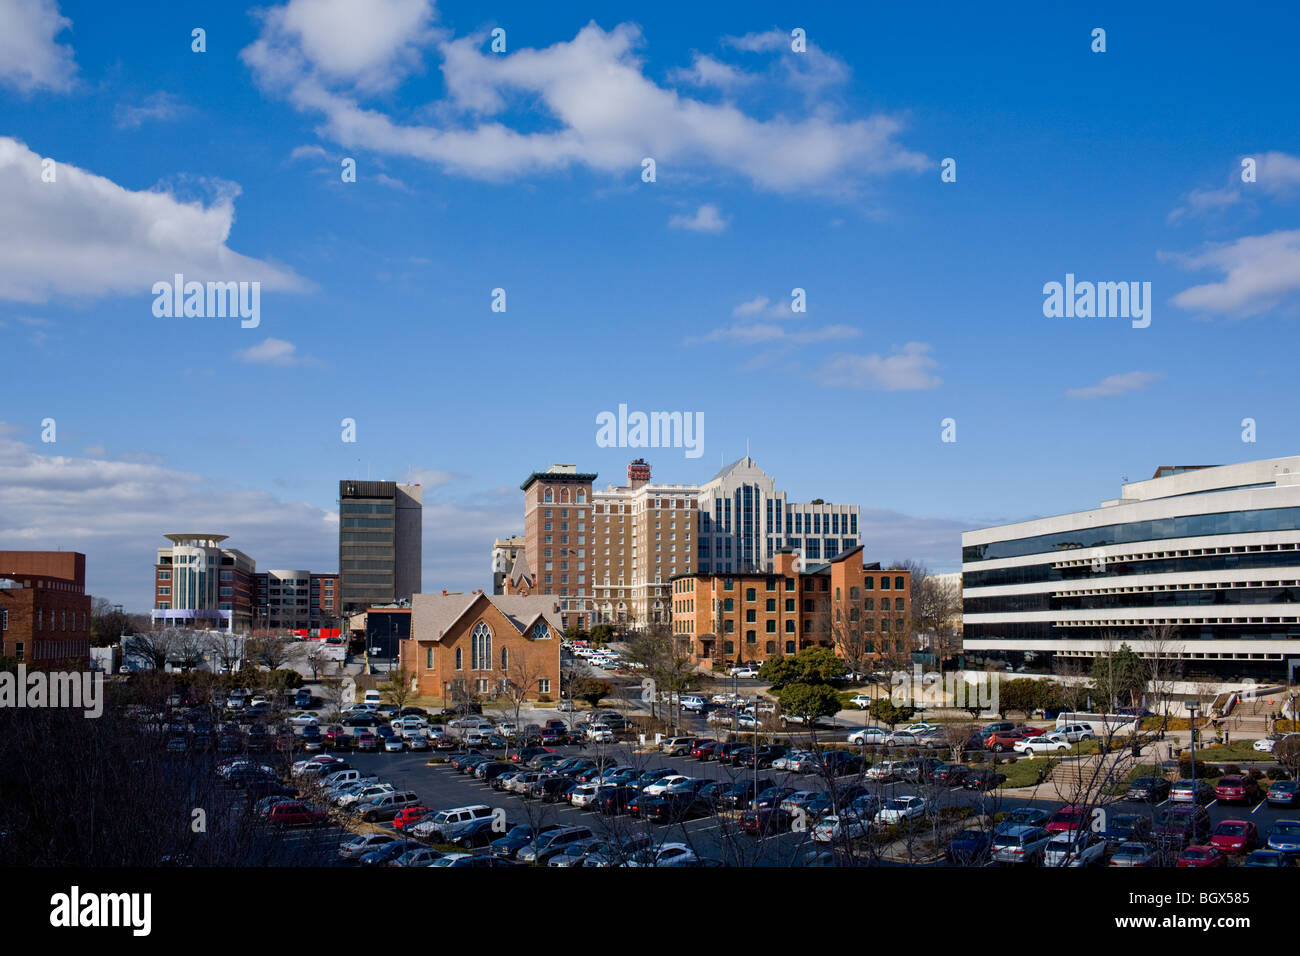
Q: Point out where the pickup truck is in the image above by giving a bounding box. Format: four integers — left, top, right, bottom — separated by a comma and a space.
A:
322, 769, 377, 790
337, 783, 395, 808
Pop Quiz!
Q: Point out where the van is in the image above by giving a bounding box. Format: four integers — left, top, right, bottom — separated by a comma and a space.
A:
363, 689, 382, 707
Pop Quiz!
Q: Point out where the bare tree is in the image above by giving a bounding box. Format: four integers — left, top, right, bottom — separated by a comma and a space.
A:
246, 633, 302, 672
381, 666, 415, 711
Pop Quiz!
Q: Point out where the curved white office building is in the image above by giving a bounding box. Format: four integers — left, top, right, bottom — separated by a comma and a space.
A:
962, 457, 1300, 679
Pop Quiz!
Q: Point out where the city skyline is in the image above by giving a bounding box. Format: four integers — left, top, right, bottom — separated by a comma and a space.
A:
4, 1, 1299, 613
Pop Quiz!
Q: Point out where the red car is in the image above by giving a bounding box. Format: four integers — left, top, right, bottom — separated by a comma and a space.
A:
393, 806, 431, 831
1209, 819, 1259, 854
985, 731, 1026, 752
267, 801, 327, 827
1018, 726, 1048, 738
692, 740, 722, 760
1214, 775, 1260, 804
1045, 804, 1085, 833
1177, 845, 1228, 868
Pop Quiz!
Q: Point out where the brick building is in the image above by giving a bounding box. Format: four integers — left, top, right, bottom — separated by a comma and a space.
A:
153, 533, 255, 632
0, 551, 92, 667
251, 570, 340, 635
671, 547, 911, 667
398, 591, 562, 703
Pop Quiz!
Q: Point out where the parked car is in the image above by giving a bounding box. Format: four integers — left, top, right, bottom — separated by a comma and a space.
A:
1170, 779, 1215, 804
1209, 820, 1259, 854
1215, 775, 1261, 804
1046, 804, 1087, 834
930, 764, 971, 787
411, 804, 496, 843
1126, 777, 1171, 802
985, 730, 1026, 752
1268, 780, 1300, 807
392, 806, 431, 831
1265, 819, 1300, 856
849, 694, 873, 709
516, 826, 596, 864
1043, 830, 1107, 867
1177, 845, 1228, 868
338, 832, 395, 861
1100, 813, 1152, 848
1015, 736, 1071, 756
1243, 850, 1292, 867
946, 828, 993, 864
1109, 842, 1160, 867
1052, 723, 1095, 743
874, 795, 927, 826
991, 825, 1052, 864
267, 801, 327, 827
354, 790, 421, 823
963, 769, 1007, 791
1154, 805, 1213, 848
847, 726, 889, 746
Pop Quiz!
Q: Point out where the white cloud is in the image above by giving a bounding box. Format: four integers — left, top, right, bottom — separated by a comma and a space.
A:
0, 137, 308, 303
247, 0, 438, 94
1167, 229, 1300, 317
819, 342, 942, 390
242, 16, 927, 191
235, 337, 320, 367
690, 323, 859, 346
0, 0, 76, 93
375, 172, 409, 190
668, 203, 728, 233
1169, 151, 1300, 222
732, 295, 770, 316
114, 91, 189, 130
1065, 370, 1162, 399
402, 467, 461, 489
288, 143, 329, 162
668, 53, 755, 91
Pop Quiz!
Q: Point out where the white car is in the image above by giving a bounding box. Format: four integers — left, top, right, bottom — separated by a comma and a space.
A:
874, 795, 927, 825
899, 722, 939, 735
569, 783, 613, 808
771, 750, 812, 771
287, 711, 321, 727
711, 693, 740, 706
623, 843, 699, 867
865, 760, 903, 781
391, 716, 428, 733
727, 666, 760, 679
337, 783, 394, 808
642, 775, 692, 796
428, 853, 472, 867
1042, 831, 1106, 867
848, 727, 889, 746
850, 694, 873, 709
586, 724, 614, 743
1014, 735, 1071, 756
812, 811, 873, 843
1255, 733, 1299, 753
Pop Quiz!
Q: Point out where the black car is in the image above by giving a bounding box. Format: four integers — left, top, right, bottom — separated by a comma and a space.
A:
489, 823, 563, 859
642, 790, 709, 823
1100, 813, 1152, 848
1126, 777, 1171, 802
963, 769, 1006, 791
818, 751, 864, 776
453, 817, 504, 849
477, 761, 515, 782
358, 840, 423, 867
719, 778, 777, 811
899, 758, 944, 783
931, 764, 971, 787
591, 784, 639, 815
752, 745, 789, 768
539, 776, 579, 803
754, 786, 797, 811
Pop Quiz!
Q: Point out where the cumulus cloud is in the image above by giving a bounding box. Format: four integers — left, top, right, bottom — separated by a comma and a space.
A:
0, 0, 76, 93
235, 337, 321, 367
668, 203, 728, 233
1065, 370, 1163, 399
1167, 229, 1300, 318
819, 342, 942, 390
0, 429, 522, 611
114, 91, 189, 130
1169, 151, 1300, 222
241, 11, 927, 191
0, 137, 308, 303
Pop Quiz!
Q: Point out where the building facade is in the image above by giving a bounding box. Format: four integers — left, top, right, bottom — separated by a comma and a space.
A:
491, 536, 526, 594
519, 458, 860, 633
152, 534, 254, 632
672, 547, 911, 666
0, 551, 92, 667
398, 591, 562, 701
338, 480, 423, 613
251, 570, 340, 635
962, 457, 1300, 678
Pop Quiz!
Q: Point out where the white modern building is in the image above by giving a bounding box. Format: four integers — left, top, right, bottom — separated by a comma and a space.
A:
962, 458, 1300, 679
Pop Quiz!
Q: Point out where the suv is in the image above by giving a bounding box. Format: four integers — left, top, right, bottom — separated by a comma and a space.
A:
1053, 723, 1095, 742
991, 825, 1052, 864
660, 736, 699, 756
1154, 805, 1213, 849
412, 804, 496, 842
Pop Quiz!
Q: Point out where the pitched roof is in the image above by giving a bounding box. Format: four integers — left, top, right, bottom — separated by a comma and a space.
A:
410, 591, 564, 642
508, 550, 533, 587
707, 455, 756, 483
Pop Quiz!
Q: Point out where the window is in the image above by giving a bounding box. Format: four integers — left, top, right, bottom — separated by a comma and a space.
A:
539, 679, 551, 695
501, 647, 509, 671
765, 620, 776, 633
881, 597, 891, 611
426, 647, 434, 669
745, 587, 756, 602
746, 630, 756, 644
784, 620, 795, 633
785, 598, 795, 612
766, 598, 776, 612
455, 647, 463, 670
531, 621, 550, 640
896, 619, 906, 631
784, 640, 796, 655
746, 609, 756, 623
895, 576, 905, 590
881, 619, 890, 632
880, 577, 890, 590
472, 625, 490, 670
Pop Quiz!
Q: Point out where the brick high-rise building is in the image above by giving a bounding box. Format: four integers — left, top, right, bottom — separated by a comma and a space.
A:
0, 551, 92, 666
251, 570, 340, 635
519, 457, 862, 633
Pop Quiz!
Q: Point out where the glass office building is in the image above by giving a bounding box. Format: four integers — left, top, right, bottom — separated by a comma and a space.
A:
338, 480, 422, 613
962, 458, 1300, 679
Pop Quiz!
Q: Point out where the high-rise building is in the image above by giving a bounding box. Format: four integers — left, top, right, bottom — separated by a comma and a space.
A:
0, 551, 92, 666
519, 458, 861, 631
152, 534, 255, 632
962, 457, 1300, 679
338, 480, 423, 613
491, 535, 526, 594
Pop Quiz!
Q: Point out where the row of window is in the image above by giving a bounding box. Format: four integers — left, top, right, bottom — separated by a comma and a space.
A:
31, 609, 87, 632
965, 586, 1300, 614
962, 546, 1300, 589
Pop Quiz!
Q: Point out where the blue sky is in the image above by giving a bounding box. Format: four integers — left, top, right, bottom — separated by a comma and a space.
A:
2, 0, 1299, 611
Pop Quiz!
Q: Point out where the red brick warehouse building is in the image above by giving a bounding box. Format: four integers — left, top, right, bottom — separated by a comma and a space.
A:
0, 551, 92, 668
671, 547, 911, 668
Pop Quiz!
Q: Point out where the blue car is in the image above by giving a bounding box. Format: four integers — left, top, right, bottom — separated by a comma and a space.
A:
1243, 850, 1291, 867
357, 840, 423, 867
1265, 820, 1300, 856
946, 828, 993, 864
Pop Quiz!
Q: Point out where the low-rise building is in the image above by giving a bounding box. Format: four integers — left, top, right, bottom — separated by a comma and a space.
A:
0, 551, 92, 667
398, 591, 563, 703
